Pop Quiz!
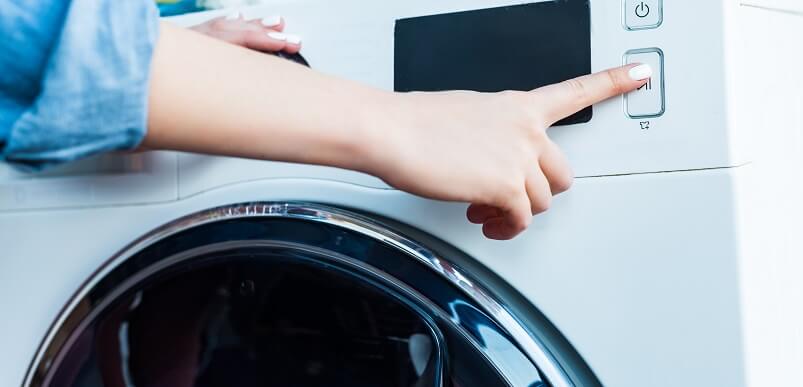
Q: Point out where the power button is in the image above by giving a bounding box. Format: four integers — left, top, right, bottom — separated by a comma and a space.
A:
624, 0, 663, 30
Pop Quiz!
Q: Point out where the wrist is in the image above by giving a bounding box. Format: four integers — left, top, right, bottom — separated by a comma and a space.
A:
344, 89, 403, 177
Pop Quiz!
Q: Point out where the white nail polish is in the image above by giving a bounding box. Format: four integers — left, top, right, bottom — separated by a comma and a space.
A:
628, 64, 653, 81
261, 15, 282, 27
224, 11, 241, 20
285, 34, 302, 45
267, 31, 287, 41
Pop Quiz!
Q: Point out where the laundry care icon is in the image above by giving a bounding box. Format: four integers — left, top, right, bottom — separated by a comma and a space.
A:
639, 121, 651, 130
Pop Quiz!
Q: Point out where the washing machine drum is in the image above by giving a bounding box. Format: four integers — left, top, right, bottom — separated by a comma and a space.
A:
25, 203, 599, 387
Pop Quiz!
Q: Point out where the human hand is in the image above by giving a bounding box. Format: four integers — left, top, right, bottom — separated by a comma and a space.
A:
146, 26, 649, 242
368, 64, 652, 240
189, 12, 301, 54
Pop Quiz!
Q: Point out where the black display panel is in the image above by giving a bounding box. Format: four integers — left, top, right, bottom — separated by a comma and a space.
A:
395, 0, 592, 125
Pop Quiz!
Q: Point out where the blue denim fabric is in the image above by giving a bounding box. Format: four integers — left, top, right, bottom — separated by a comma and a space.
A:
0, 0, 159, 171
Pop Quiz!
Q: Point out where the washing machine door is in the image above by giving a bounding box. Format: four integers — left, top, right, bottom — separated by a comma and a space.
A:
24, 203, 599, 387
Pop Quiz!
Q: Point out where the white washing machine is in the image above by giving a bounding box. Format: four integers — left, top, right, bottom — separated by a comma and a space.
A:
2, 1, 803, 386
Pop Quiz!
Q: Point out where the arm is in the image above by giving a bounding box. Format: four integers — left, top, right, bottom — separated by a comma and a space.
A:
145, 22, 651, 239
145, 22, 382, 174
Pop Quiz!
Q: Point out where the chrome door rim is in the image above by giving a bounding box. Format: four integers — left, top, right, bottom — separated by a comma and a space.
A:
24, 202, 574, 387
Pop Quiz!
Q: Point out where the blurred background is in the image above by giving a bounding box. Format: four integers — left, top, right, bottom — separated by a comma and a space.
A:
156, 0, 264, 16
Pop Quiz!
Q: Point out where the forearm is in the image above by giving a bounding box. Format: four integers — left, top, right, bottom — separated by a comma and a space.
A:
144, 22, 386, 173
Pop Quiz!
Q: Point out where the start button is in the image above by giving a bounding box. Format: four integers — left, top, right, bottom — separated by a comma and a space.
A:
624, 0, 663, 30
624, 48, 665, 118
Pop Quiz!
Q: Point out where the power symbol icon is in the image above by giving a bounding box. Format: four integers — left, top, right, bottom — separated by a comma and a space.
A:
635, 2, 651, 18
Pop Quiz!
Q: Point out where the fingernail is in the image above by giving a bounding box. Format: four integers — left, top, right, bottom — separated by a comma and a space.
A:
261, 15, 282, 27
267, 31, 287, 41
628, 64, 653, 81
225, 11, 241, 20
285, 34, 302, 45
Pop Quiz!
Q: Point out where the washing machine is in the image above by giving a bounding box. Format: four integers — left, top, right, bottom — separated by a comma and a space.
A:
2, 0, 803, 386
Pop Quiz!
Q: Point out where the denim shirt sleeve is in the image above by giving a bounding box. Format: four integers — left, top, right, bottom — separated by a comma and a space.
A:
0, 0, 160, 171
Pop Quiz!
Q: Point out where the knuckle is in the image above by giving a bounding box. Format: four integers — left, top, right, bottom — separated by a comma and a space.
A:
528, 90, 559, 126
492, 179, 518, 206
606, 69, 627, 94
502, 90, 547, 129
500, 180, 520, 200
531, 194, 552, 214
523, 127, 545, 150
246, 30, 265, 42
551, 173, 574, 194
563, 78, 588, 105
512, 213, 532, 232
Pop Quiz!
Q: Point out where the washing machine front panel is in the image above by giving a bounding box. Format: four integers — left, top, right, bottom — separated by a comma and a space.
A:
2, 170, 745, 387
23, 203, 594, 387
0, 1, 793, 386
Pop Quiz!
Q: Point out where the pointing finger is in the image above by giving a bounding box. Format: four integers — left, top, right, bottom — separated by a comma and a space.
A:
533, 64, 652, 126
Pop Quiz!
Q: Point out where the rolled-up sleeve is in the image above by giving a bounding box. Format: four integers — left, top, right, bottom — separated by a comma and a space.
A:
0, 0, 159, 171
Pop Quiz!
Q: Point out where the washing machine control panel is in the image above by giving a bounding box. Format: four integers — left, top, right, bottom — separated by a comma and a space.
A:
0, 0, 742, 209
168, 0, 739, 197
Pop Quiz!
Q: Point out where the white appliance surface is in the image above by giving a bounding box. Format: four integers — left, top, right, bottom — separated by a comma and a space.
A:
0, 171, 746, 387
2, 1, 802, 387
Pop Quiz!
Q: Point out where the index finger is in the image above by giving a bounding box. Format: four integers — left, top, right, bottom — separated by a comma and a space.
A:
533, 64, 652, 126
